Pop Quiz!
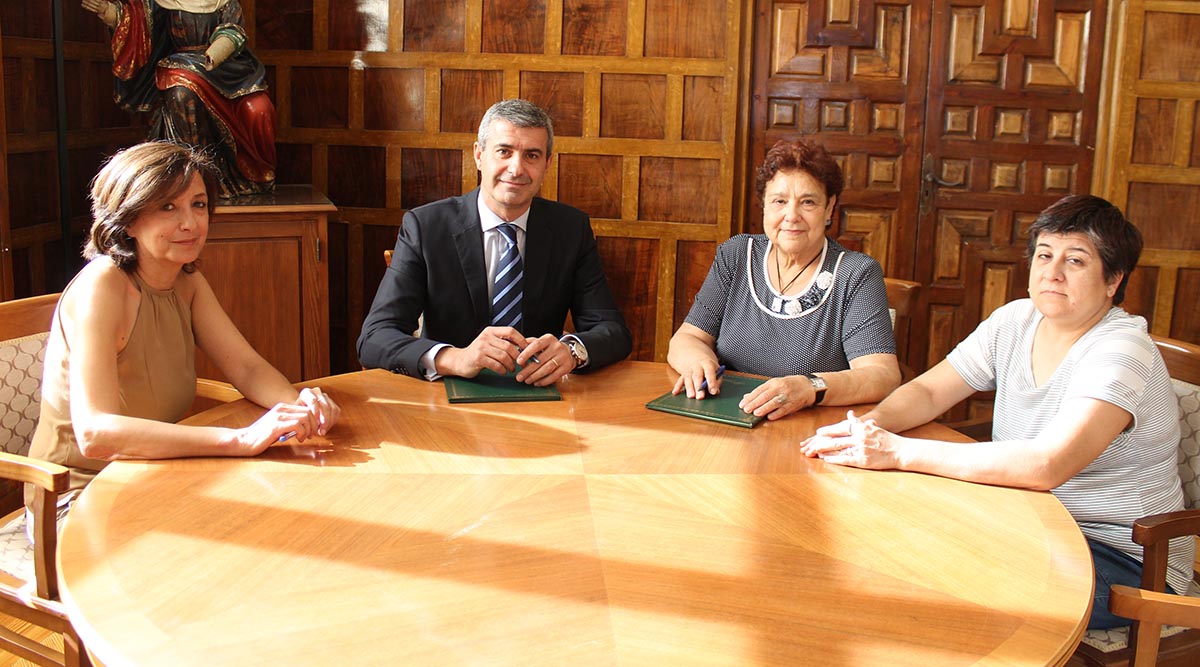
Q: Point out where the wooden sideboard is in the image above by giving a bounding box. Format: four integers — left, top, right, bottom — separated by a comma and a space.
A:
198, 185, 334, 383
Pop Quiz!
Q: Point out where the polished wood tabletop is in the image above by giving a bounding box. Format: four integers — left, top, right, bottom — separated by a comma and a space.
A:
56, 361, 1092, 667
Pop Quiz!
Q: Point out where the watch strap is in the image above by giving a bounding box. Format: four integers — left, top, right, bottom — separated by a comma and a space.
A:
805, 373, 827, 405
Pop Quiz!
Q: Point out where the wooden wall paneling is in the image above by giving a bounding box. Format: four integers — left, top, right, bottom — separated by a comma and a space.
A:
0, 5, 51, 40
563, 0, 627, 56
1172, 267, 1200, 340
2, 57, 19, 134
482, 0, 546, 54
440, 69, 504, 133
403, 0, 466, 52
519, 70, 584, 137
1094, 0, 1200, 344
683, 76, 724, 142
644, 0, 725, 59
672, 240, 717, 333
290, 67, 349, 128
596, 236, 658, 361
4, 51, 53, 286
400, 148, 463, 210
0, 1, 141, 300
329, 0, 376, 51
255, 0, 314, 50
276, 143, 315, 185
327, 144, 386, 208
600, 73, 667, 139
557, 154, 623, 219
638, 157, 720, 224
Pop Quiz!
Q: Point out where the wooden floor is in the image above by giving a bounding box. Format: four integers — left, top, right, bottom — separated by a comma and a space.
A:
0, 613, 62, 667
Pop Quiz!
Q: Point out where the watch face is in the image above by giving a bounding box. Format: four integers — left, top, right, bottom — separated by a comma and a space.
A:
570, 341, 588, 363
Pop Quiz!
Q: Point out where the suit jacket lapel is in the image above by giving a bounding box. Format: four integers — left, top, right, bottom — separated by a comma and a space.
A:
452, 190, 490, 327
522, 199, 552, 324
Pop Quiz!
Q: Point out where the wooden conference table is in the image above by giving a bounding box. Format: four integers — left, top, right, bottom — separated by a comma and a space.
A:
56, 361, 1092, 667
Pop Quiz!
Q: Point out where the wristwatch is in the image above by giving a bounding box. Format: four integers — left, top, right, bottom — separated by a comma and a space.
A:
562, 337, 589, 370
805, 373, 827, 405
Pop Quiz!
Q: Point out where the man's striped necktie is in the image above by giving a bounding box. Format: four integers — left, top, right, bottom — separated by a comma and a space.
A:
490, 223, 523, 329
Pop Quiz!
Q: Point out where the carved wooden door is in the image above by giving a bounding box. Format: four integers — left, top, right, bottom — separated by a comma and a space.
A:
751, 0, 1110, 418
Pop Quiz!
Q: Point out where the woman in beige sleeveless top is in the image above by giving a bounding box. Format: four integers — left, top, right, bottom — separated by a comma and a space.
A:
28, 142, 340, 511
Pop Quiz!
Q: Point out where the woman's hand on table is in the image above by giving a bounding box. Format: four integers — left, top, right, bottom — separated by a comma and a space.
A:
233, 401, 326, 455
672, 357, 724, 399
298, 387, 340, 436
800, 410, 901, 469
738, 374, 814, 420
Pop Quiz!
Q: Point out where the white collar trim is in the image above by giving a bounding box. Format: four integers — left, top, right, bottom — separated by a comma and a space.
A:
746, 236, 842, 319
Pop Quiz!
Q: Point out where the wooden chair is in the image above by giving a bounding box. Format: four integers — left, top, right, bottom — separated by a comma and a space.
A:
883, 277, 920, 327
0, 294, 89, 667
1065, 334, 1200, 667
0, 293, 242, 666
883, 278, 921, 382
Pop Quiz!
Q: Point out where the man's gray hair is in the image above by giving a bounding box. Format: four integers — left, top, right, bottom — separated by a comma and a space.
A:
477, 99, 554, 156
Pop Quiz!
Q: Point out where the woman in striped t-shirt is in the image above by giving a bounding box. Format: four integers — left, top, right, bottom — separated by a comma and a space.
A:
802, 194, 1192, 630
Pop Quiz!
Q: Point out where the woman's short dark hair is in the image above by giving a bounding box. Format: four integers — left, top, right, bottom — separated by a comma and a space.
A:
84, 141, 219, 273
754, 139, 845, 202
1026, 194, 1144, 306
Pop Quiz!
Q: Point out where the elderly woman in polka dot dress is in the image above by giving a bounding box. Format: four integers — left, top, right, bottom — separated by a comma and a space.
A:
668, 139, 901, 420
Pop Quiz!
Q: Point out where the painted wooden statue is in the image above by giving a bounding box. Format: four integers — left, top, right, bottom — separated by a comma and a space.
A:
83, 0, 276, 199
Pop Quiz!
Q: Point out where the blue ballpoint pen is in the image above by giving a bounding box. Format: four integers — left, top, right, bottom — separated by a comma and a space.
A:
697, 364, 726, 393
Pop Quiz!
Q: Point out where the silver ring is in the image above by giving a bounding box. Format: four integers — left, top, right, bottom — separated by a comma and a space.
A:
773, 394, 787, 405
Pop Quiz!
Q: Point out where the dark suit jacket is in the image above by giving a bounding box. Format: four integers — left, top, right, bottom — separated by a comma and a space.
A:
357, 190, 632, 377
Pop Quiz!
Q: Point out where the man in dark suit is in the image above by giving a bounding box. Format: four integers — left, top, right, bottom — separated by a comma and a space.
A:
357, 99, 632, 384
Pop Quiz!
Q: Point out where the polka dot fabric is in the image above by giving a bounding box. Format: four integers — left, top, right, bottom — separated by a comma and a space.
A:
685, 235, 896, 378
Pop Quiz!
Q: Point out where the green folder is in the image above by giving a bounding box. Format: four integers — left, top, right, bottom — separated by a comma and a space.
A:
444, 368, 562, 403
645, 372, 767, 428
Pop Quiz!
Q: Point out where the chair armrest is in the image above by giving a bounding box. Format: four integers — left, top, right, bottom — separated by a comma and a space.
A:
1110, 584, 1200, 628
195, 378, 244, 403
0, 453, 69, 494
1132, 510, 1200, 547
0, 454, 70, 600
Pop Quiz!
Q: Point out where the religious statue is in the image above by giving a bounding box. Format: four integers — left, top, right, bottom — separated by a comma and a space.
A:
83, 0, 276, 199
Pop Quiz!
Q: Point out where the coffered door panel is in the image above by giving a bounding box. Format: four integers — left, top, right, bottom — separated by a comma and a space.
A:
918, 0, 1109, 400
750, 0, 934, 367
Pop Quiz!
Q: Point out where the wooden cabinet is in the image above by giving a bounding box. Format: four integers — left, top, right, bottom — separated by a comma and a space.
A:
198, 186, 334, 383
